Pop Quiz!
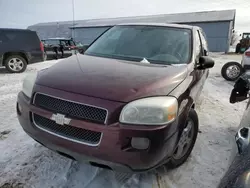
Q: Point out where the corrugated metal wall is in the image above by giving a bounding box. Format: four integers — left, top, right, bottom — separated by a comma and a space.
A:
28, 24, 72, 39
185, 21, 231, 52
73, 27, 110, 44
29, 21, 232, 52
71, 21, 232, 52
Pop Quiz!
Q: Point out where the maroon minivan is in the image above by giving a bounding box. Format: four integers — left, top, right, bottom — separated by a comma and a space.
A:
17, 23, 214, 172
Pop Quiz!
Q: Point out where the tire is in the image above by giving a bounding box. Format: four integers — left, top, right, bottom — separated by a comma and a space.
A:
4, 55, 27, 73
236, 43, 241, 53
221, 62, 243, 81
167, 108, 199, 169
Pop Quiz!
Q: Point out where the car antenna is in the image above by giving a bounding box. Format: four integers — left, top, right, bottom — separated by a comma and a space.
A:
71, 0, 75, 39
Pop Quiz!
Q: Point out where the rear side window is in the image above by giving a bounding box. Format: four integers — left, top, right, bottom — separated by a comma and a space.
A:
20, 31, 41, 47
0, 31, 9, 43
45, 40, 60, 45
60, 40, 75, 46
0, 30, 40, 48
5, 32, 17, 41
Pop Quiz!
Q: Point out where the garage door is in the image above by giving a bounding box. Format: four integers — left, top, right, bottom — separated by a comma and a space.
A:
187, 22, 231, 52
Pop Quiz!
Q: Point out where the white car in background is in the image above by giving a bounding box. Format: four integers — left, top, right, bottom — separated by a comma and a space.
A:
221, 47, 250, 81
242, 48, 250, 70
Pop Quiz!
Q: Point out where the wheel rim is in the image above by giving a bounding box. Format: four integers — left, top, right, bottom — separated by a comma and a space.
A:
226, 65, 241, 79
8, 58, 24, 71
173, 119, 195, 160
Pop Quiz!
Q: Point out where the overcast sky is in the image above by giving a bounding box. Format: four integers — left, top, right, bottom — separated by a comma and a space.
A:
0, 0, 249, 32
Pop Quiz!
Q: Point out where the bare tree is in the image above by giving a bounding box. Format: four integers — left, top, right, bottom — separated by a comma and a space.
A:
231, 30, 240, 46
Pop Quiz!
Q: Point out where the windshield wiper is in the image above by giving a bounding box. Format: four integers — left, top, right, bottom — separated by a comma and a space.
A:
143, 58, 173, 66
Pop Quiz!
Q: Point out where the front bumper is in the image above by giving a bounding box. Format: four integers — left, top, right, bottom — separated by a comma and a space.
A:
17, 85, 179, 172
242, 56, 250, 71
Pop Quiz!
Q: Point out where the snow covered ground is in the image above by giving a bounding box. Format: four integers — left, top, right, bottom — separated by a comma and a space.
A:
0, 54, 247, 188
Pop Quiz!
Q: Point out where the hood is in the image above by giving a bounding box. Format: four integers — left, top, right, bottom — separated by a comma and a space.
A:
36, 54, 187, 102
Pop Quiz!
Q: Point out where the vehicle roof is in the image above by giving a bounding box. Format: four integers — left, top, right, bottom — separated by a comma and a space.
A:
117, 22, 196, 30
45, 37, 72, 40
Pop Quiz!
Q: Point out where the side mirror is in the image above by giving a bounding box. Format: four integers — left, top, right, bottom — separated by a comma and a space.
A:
79, 45, 89, 54
230, 74, 250, 103
197, 56, 214, 70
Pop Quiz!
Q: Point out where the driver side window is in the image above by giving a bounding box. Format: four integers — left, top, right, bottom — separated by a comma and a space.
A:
195, 31, 202, 57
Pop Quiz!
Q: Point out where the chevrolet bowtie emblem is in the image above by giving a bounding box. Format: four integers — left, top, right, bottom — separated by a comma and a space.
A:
50, 113, 71, 125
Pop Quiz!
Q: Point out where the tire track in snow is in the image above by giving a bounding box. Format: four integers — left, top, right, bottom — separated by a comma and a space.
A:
63, 161, 157, 188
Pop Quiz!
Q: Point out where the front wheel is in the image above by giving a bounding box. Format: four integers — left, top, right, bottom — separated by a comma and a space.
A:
4, 55, 27, 73
167, 108, 199, 168
221, 62, 243, 81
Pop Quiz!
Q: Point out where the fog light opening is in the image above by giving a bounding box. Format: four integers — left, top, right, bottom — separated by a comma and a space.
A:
131, 137, 150, 150
16, 103, 22, 115
89, 162, 112, 170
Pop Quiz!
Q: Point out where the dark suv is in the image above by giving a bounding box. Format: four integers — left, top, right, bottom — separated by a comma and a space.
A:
0, 28, 44, 73
42, 38, 78, 60
17, 23, 214, 172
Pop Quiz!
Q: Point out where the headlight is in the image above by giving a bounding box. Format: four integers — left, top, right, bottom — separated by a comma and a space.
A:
22, 72, 38, 98
119, 97, 178, 125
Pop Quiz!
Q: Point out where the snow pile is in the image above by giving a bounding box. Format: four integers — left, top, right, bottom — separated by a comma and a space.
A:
0, 54, 246, 188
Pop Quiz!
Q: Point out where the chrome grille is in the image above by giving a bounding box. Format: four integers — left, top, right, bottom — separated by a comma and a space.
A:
33, 93, 107, 124
33, 113, 102, 145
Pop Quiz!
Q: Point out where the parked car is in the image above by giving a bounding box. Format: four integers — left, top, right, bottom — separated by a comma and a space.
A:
218, 72, 250, 188
0, 28, 44, 73
42, 38, 79, 60
17, 23, 214, 172
221, 47, 250, 81
241, 47, 250, 71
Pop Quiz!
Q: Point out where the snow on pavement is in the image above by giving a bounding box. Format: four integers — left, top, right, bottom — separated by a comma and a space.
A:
0, 54, 247, 188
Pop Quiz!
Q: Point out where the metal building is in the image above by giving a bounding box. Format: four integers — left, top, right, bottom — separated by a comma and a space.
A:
28, 9, 236, 52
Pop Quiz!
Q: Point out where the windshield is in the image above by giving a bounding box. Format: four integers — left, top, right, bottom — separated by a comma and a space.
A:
85, 25, 191, 65
243, 33, 250, 39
